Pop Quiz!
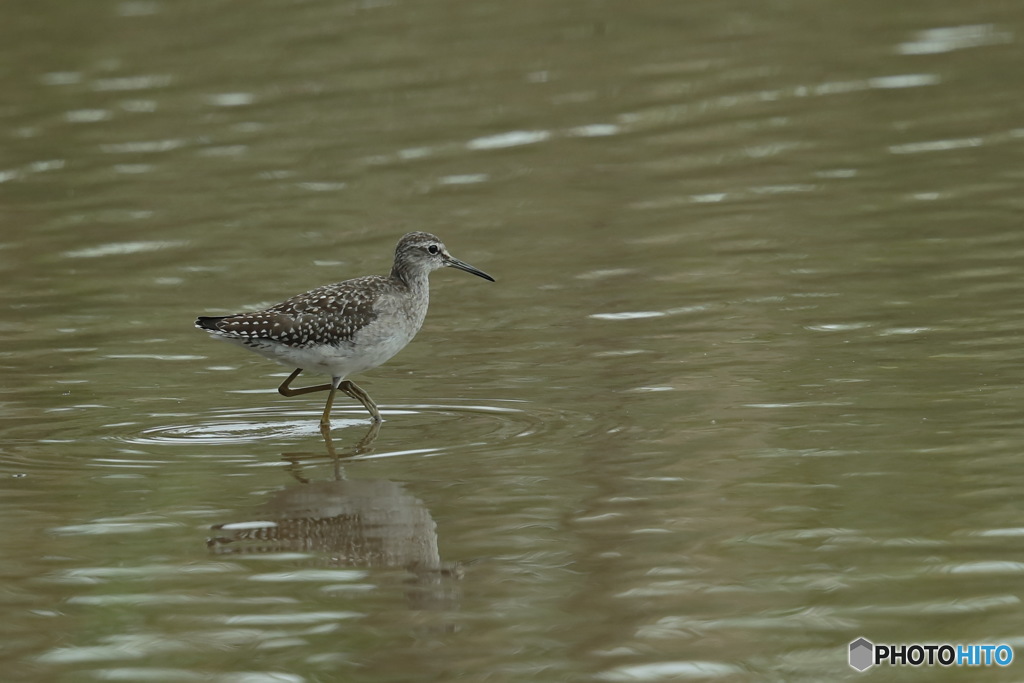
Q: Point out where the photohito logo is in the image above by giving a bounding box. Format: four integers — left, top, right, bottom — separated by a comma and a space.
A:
849, 637, 1013, 671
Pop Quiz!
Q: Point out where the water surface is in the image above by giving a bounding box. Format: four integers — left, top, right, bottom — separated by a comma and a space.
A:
2, 0, 1024, 681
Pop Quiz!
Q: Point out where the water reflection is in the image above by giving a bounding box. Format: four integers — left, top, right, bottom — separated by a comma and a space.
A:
209, 428, 461, 610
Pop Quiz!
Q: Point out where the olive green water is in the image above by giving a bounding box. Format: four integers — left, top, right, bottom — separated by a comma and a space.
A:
3, 1, 1024, 681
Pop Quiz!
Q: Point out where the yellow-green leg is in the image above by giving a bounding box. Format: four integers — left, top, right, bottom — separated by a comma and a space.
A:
276, 369, 381, 427
277, 368, 331, 397
339, 380, 381, 423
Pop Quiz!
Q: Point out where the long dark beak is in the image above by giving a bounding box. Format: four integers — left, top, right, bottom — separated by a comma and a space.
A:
446, 256, 495, 282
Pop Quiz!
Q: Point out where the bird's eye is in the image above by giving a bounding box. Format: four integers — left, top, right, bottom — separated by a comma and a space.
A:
427, 244, 440, 255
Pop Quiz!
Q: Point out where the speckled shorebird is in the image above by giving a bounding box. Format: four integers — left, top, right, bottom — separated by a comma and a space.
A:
195, 232, 494, 428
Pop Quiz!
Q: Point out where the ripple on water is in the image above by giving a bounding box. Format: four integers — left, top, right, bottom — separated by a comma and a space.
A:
0, 401, 582, 476
115, 401, 571, 451
128, 409, 333, 445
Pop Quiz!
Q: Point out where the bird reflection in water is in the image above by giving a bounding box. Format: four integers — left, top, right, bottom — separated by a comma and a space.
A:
208, 423, 462, 610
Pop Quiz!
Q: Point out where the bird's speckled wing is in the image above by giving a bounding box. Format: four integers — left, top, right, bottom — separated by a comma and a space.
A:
199, 275, 393, 347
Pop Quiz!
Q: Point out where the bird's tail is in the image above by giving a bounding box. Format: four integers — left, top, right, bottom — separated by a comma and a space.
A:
195, 316, 227, 331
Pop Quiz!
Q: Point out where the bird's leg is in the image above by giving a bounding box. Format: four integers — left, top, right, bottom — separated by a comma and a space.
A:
279, 368, 337, 430
319, 377, 342, 430
340, 380, 382, 423
278, 370, 378, 427
277, 368, 332, 397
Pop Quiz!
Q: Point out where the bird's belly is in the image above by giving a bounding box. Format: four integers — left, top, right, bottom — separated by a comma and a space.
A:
230, 322, 417, 379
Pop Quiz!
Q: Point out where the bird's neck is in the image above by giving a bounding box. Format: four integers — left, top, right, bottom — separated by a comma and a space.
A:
391, 263, 430, 296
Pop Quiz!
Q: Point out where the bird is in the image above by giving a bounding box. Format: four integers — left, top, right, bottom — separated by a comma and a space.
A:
195, 232, 494, 429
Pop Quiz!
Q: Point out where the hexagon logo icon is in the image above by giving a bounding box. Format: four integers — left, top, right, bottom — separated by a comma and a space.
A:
849, 637, 874, 671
